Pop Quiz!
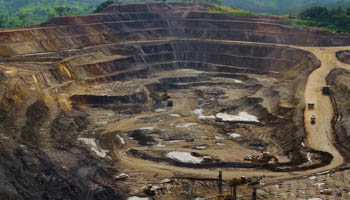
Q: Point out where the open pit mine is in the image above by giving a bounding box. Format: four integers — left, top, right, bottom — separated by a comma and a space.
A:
3, 2, 350, 200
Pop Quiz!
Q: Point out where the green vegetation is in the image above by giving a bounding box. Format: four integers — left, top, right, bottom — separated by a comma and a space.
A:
182, 0, 223, 4
54, 6, 74, 16
222, 0, 340, 15
4, 0, 349, 34
291, 6, 350, 33
94, 0, 116, 13
0, 0, 109, 28
177, 0, 255, 16
0, 0, 227, 28
209, 4, 256, 17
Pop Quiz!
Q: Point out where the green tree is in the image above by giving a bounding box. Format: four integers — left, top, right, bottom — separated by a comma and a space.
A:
0, 18, 4, 29
330, 6, 344, 16
296, 5, 350, 33
8, 19, 17, 28
299, 6, 329, 20
18, 14, 26, 26
47, 12, 55, 19
54, 7, 73, 16
94, 0, 115, 13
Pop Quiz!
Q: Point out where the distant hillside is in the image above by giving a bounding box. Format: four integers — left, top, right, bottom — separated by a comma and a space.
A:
222, 0, 343, 14
4, 0, 350, 29
303, 0, 350, 11
0, 0, 107, 28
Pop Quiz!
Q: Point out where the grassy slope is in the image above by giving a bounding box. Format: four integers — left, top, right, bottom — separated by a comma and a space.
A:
209, 4, 256, 17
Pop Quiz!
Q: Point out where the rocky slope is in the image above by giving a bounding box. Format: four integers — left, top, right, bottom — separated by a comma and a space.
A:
327, 68, 350, 160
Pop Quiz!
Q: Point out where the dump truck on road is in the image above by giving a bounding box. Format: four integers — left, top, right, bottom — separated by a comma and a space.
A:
311, 115, 316, 124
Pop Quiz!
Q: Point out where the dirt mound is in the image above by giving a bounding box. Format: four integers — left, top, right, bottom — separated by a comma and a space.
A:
336, 50, 350, 64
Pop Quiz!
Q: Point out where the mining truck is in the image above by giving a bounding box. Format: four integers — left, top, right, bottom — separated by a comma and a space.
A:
322, 86, 331, 95
167, 99, 173, 107
311, 115, 316, 124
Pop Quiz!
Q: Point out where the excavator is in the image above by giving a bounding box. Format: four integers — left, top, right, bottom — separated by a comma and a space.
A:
245, 152, 279, 164
144, 185, 156, 195
228, 176, 261, 187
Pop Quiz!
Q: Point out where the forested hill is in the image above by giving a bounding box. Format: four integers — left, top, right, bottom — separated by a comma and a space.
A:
222, 0, 342, 14
0, 0, 106, 28
3, 0, 350, 29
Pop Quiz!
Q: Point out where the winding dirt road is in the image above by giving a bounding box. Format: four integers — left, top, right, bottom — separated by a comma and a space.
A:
301, 47, 350, 172
303, 48, 343, 173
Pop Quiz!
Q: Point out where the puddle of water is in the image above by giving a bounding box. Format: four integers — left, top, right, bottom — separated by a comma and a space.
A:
216, 112, 259, 122
228, 133, 241, 139
139, 127, 154, 130
166, 151, 203, 163
176, 123, 197, 128
192, 108, 215, 119
127, 197, 150, 200
154, 143, 166, 147
155, 108, 166, 112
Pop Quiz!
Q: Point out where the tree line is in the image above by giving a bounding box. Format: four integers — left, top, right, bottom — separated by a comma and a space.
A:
295, 6, 350, 33
6, 0, 350, 33
0, 0, 107, 28
0, 0, 226, 29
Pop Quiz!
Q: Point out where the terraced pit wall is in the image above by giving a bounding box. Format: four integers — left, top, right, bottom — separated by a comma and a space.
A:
0, 2, 348, 200
2, 3, 350, 57
327, 68, 350, 161
337, 50, 350, 64
63, 40, 320, 166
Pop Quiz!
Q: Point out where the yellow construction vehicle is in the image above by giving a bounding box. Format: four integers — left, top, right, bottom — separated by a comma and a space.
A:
216, 176, 247, 200
245, 152, 278, 164
229, 176, 248, 185
215, 169, 264, 200
227, 176, 263, 200
144, 185, 156, 195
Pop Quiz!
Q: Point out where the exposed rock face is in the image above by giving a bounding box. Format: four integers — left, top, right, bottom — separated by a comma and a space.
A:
337, 50, 350, 64
327, 68, 350, 160
0, 145, 124, 200
0, 2, 349, 199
